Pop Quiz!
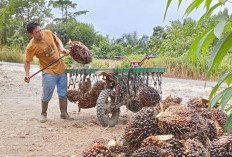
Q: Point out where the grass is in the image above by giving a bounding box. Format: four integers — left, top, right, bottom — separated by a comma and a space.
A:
0, 45, 24, 63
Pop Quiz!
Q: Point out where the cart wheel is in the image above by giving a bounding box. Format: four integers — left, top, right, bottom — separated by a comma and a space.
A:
96, 89, 120, 127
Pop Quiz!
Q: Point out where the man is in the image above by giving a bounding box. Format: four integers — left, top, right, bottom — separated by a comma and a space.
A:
24, 21, 72, 123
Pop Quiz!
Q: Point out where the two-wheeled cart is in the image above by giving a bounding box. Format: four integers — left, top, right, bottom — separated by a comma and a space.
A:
66, 56, 167, 127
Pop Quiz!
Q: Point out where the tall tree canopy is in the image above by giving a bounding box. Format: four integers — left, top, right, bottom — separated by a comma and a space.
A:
0, 0, 52, 44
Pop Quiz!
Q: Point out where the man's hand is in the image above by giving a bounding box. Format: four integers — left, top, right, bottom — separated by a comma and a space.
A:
24, 76, 30, 83
61, 49, 69, 56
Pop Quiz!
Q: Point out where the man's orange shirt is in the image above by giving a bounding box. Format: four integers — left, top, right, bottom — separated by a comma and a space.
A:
25, 30, 66, 75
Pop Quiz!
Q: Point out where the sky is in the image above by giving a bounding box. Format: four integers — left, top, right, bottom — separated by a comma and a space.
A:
53, 0, 227, 38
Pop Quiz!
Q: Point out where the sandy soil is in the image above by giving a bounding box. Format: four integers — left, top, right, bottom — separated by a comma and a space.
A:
0, 62, 226, 157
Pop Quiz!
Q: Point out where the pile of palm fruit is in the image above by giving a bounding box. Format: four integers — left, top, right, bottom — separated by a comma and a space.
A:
82, 96, 232, 157
67, 78, 106, 112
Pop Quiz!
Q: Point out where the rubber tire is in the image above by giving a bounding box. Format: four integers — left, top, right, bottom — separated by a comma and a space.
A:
96, 89, 120, 127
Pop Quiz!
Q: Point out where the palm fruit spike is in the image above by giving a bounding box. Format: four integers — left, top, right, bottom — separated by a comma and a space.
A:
210, 134, 232, 157
140, 135, 174, 148
157, 105, 210, 147
160, 95, 182, 111
123, 107, 161, 152
66, 89, 81, 103
79, 78, 91, 94
183, 139, 210, 157
138, 86, 161, 107
69, 39, 92, 64
131, 147, 166, 157
83, 142, 112, 157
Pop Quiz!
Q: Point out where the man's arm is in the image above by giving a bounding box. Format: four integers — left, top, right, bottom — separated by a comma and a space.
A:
24, 60, 30, 83
56, 37, 69, 56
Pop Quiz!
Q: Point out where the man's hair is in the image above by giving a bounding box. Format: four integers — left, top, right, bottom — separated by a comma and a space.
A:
27, 21, 40, 33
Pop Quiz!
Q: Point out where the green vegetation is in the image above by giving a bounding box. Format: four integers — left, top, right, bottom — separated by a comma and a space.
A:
0, 45, 24, 63
165, 0, 232, 133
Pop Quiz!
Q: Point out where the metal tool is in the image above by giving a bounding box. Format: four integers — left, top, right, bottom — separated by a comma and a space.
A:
25, 55, 65, 80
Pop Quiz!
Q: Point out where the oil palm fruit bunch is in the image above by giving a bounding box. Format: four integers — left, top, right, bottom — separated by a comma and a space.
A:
205, 119, 218, 141
161, 138, 210, 156
200, 108, 228, 136
140, 135, 174, 148
210, 134, 232, 157
66, 89, 81, 103
126, 97, 143, 112
157, 105, 209, 147
160, 95, 182, 111
78, 92, 97, 111
83, 142, 112, 157
90, 81, 106, 96
123, 107, 161, 152
183, 139, 210, 157
69, 39, 92, 64
131, 147, 166, 157
161, 138, 185, 156
79, 78, 91, 94
138, 86, 161, 107
78, 81, 105, 111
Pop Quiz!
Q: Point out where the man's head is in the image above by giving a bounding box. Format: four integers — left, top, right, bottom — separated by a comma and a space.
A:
27, 21, 43, 41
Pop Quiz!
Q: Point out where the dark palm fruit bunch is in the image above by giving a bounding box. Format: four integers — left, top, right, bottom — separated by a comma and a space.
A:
160, 95, 182, 111
78, 92, 98, 110
131, 146, 166, 157
161, 138, 186, 156
200, 108, 228, 136
124, 107, 161, 152
157, 105, 209, 147
138, 86, 161, 107
66, 89, 81, 103
183, 139, 210, 157
111, 145, 131, 157
83, 142, 112, 157
140, 135, 174, 148
126, 97, 143, 112
69, 40, 92, 64
78, 81, 105, 111
205, 119, 218, 141
79, 78, 91, 94
210, 134, 232, 157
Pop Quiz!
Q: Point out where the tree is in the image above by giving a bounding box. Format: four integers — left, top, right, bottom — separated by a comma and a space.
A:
148, 26, 167, 55
165, 0, 232, 132
0, 0, 52, 45
66, 19, 97, 48
49, 0, 88, 23
46, 23, 69, 45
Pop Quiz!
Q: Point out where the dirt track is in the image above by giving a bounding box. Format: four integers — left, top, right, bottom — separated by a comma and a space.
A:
0, 62, 226, 157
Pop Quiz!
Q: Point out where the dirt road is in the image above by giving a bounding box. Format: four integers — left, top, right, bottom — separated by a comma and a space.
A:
0, 62, 226, 157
